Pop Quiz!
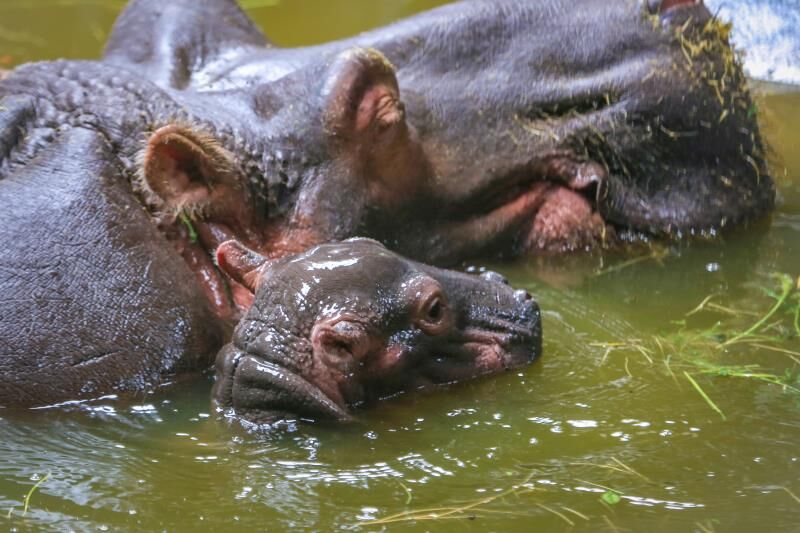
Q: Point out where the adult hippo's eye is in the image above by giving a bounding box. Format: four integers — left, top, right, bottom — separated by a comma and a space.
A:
415, 290, 451, 335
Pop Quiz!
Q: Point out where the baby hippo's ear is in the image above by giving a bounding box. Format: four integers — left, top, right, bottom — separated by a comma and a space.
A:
216, 240, 270, 293
311, 319, 372, 364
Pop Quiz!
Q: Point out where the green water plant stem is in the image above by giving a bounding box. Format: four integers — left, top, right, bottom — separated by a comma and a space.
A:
22, 473, 49, 517
358, 471, 538, 526
684, 372, 726, 420
783, 487, 800, 505
720, 274, 795, 347
178, 210, 198, 244
7, 473, 50, 519
793, 278, 800, 337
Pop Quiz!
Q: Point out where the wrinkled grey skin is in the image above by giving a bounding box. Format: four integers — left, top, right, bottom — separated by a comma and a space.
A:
98, 0, 772, 261
0, 0, 773, 406
0, 124, 226, 406
213, 239, 541, 425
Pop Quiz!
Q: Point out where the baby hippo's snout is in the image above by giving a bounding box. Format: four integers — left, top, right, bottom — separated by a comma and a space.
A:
481, 270, 533, 303
212, 238, 542, 426
480, 270, 509, 285
515, 289, 533, 303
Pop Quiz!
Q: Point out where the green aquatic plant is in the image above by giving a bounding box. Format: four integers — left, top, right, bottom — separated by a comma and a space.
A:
593, 273, 800, 418
357, 470, 541, 526
6, 473, 50, 519
357, 457, 648, 527
601, 491, 621, 506
683, 370, 727, 420
178, 210, 199, 244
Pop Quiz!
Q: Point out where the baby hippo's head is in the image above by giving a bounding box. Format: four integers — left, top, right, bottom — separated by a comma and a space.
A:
213, 238, 541, 425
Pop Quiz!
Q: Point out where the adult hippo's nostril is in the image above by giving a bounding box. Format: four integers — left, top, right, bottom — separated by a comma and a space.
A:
647, 0, 701, 14
480, 271, 509, 285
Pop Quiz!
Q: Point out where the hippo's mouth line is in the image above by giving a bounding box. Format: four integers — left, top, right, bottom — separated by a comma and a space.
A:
231, 352, 353, 422
462, 319, 535, 342
431, 325, 538, 371
469, 174, 612, 253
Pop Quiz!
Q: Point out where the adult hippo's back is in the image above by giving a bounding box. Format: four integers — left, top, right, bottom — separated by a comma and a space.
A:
0, 0, 774, 406
0, 114, 227, 406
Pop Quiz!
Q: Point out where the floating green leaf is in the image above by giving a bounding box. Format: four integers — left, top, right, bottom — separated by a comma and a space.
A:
601, 491, 621, 505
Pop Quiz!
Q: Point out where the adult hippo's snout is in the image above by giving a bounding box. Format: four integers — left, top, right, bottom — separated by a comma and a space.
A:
350, 0, 772, 260
648, 0, 702, 15
212, 239, 541, 425
92, 0, 772, 278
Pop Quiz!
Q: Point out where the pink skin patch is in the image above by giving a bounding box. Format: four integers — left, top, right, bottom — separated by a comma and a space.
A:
527, 186, 608, 253
180, 242, 236, 319
468, 342, 506, 374
357, 86, 402, 132
659, 0, 700, 13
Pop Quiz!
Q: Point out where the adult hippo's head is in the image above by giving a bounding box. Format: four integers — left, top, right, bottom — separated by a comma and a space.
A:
97, 0, 772, 308
357, 0, 774, 259
211, 238, 541, 424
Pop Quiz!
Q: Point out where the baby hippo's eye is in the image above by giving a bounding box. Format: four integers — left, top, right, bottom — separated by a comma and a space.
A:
426, 298, 443, 322
416, 290, 451, 335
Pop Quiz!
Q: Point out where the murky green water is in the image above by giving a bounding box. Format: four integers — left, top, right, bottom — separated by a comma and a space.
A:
1, 1, 799, 531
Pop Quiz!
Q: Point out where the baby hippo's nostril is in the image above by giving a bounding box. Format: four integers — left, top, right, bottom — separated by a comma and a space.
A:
514, 289, 532, 303
480, 271, 509, 285
648, 0, 701, 14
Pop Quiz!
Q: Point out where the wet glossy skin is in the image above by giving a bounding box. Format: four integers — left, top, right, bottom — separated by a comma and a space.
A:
0, 126, 227, 407
115, 0, 771, 258
0, 2, 798, 529
212, 239, 541, 425
213, 239, 541, 424
0, 0, 773, 406
107, 0, 772, 272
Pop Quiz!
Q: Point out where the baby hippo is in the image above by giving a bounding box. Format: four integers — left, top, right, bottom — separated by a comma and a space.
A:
213, 238, 541, 425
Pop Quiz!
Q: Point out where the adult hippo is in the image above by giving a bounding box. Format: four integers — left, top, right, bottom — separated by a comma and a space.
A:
0, 0, 773, 406
212, 238, 541, 425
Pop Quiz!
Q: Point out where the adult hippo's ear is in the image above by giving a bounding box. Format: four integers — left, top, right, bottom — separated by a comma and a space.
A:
320, 48, 431, 206
103, 0, 268, 88
322, 48, 405, 139
140, 125, 255, 227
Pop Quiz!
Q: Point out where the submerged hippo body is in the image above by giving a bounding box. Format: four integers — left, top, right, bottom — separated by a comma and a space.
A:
212, 239, 541, 424
0, 0, 773, 406
0, 125, 227, 406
